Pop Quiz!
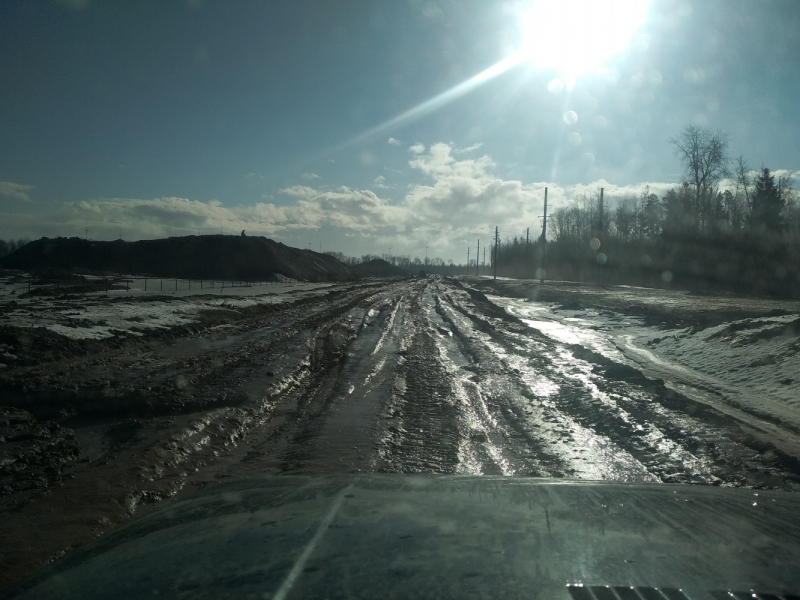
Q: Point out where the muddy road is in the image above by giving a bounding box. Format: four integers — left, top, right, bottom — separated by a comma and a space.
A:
2, 276, 800, 588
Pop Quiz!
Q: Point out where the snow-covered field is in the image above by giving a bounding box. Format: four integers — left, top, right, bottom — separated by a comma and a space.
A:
495, 295, 800, 440
0, 271, 334, 342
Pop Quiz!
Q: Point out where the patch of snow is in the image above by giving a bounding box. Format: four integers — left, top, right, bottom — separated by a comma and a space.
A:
0, 272, 336, 341
492, 294, 800, 435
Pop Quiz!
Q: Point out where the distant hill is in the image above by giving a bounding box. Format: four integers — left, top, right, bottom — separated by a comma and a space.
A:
351, 259, 409, 278
0, 235, 357, 282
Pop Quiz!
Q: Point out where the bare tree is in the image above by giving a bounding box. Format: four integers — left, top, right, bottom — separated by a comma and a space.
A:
671, 125, 730, 230
734, 155, 752, 216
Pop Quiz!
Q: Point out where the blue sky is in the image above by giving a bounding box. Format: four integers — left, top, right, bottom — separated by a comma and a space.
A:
1, 0, 799, 262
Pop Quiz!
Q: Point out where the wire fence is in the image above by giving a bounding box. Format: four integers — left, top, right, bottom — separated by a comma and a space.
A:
16, 275, 293, 298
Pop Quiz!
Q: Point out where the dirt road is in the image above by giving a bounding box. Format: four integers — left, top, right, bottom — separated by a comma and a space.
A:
2, 276, 800, 589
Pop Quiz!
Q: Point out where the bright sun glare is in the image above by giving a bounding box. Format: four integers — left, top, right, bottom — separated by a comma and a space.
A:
520, 0, 650, 83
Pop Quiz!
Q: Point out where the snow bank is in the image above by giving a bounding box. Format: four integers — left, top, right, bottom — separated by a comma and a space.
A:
492, 295, 800, 434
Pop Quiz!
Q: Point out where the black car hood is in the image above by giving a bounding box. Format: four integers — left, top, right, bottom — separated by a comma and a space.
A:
4, 475, 799, 599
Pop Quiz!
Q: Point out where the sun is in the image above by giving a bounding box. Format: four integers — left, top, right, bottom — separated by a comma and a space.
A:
519, 0, 650, 84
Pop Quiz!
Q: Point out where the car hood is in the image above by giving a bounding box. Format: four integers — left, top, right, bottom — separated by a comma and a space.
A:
4, 475, 799, 599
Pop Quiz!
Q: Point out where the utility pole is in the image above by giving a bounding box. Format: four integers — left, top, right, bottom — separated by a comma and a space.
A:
467, 247, 470, 274
476, 239, 480, 276
425, 246, 428, 266
483, 247, 485, 275
493, 226, 499, 280
540, 187, 548, 284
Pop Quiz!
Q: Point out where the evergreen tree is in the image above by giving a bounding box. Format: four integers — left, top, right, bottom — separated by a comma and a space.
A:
750, 168, 784, 232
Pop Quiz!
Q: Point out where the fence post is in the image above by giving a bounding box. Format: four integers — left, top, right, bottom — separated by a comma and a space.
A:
189, 279, 191, 290
145, 278, 147, 291
175, 279, 178, 291
160, 278, 163, 291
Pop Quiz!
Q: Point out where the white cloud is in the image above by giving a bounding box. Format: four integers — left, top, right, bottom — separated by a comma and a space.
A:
409, 143, 425, 154
302, 172, 320, 180
387, 137, 402, 146
772, 169, 800, 181
0, 181, 34, 202
0, 143, 718, 258
280, 185, 318, 198
454, 142, 483, 154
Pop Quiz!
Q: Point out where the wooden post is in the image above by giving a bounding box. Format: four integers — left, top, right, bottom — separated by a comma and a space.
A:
493, 226, 498, 280
476, 239, 479, 276
175, 279, 177, 290
145, 278, 147, 291
160, 278, 163, 291
540, 187, 548, 285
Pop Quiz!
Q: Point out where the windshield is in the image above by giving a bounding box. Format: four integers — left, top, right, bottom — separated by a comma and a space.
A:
1, 0, 799, 595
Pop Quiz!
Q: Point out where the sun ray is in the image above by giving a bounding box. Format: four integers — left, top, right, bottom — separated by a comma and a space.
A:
325, 53, 524, 156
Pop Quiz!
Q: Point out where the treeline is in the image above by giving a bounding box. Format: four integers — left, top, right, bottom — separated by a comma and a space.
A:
496, 126, 800, 297
0, 239, 30, 259
324, 251, 457, 270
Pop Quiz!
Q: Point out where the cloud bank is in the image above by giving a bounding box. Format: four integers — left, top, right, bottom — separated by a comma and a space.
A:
0, 181, 34, 202
0, 144, 709, 258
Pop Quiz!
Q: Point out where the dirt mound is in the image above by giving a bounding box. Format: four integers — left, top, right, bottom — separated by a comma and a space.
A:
0, 235, 357, 282
351, 259, 409, 278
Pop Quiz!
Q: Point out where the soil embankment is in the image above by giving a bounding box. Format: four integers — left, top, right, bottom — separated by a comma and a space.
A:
0, 235, 357, 282
351, 258, 409, 278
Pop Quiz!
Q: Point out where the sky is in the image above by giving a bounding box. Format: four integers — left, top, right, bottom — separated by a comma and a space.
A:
1, 0, 799, 262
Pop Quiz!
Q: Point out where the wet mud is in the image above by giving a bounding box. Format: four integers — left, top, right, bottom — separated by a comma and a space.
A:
2, 277, 800, 589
